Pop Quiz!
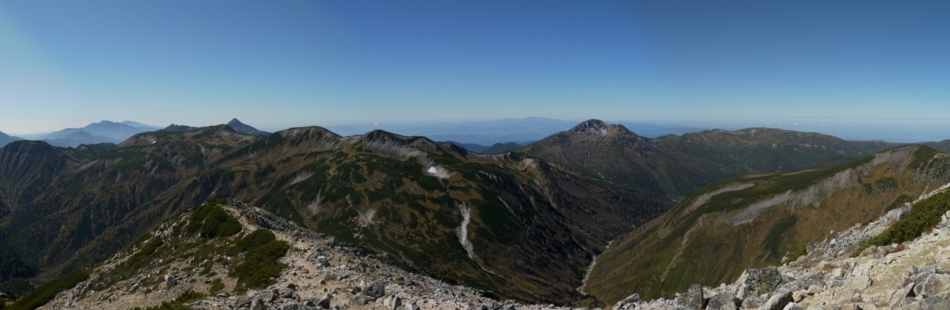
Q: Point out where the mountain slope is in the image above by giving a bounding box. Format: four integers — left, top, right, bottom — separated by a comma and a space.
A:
41, 120, 156, 143
44, 131, 119, 148
522, 120, 897, 201
654, 127, 898, 172
583, 145, 950, 304
0, 125, 669, 304
0, 131, 22, 148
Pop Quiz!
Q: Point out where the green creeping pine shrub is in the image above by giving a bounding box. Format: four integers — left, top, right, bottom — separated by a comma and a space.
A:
856, 189, 950, 254
230, 230, 290, 291
185, 204, 242, 239
6, 269, 89, 310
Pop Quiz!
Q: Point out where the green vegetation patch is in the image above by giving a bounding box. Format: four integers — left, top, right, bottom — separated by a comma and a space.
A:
185, 203, 242, 239
857, 189, 950, 254
6, 269, 89, 310
763, 215, 798, 259
229, 230, 290, 291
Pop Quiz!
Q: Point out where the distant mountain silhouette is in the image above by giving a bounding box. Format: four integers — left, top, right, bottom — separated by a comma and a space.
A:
226, 118, 270, 136
0, 131, 23, 148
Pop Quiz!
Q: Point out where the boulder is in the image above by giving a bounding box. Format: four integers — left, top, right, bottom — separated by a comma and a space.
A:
706, 293, 740, 310
676, 284, 703, 309
351, 294, 373, 305
316, 256, 330, 268
736, 268, 784, 300
762, 289, 792, 310
280, 287, 297, 299
889, 282, 916, 309
163, 274, 177, 289
362, 281, 386, 299
740, 296, 766, 310
317, 294, 332, 309
916, 273, 950, 298
920, 291, 950, 310
613, 293, 642, 310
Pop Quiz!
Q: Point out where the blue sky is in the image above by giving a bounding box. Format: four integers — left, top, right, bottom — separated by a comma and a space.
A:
2, 1, 949, 137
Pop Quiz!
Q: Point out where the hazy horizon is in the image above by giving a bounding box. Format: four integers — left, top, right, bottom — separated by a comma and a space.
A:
3, 1, 949, 141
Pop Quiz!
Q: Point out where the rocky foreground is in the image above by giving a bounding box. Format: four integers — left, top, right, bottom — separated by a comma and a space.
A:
40, 186, 950, 310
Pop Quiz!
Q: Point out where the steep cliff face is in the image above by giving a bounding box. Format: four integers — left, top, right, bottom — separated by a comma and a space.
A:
584, 145, 950, 303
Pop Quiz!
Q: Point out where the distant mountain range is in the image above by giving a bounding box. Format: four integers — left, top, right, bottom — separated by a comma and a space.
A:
30, 120, 160, 147
328, 117, 705, 146
0, 131, 22, 148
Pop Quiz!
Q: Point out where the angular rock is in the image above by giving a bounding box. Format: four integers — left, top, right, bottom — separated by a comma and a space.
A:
736, 268, 784, 300
280, 287, 297, 299
362, 281, 386, 299
915, 273, 950, 298
792, 290, 806, 302
676, 284, 703, 309
163, 274, 177, 289
920, 291, 950, 310
782, 303, 804, 310
762, 289, 793, 310
351, 294, 373, 305
706, 293, 740, 310
317, 295, 332, 309
890, 282, 916, 309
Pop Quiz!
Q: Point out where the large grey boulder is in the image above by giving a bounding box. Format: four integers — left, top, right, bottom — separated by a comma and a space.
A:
736, 268, 784, 300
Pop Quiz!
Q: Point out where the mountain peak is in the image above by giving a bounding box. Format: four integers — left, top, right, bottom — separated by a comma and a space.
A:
226, 118, 270, 136
568, 119, 633, 137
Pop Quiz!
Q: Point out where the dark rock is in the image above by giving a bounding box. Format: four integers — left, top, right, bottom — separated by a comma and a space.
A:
318, 295, 332, 309
287, 283, 298, 290
363, 281, 386, 298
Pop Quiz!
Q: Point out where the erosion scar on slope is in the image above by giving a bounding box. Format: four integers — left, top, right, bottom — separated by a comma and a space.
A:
661, 215, 707, 282
457, 202, 475, 260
